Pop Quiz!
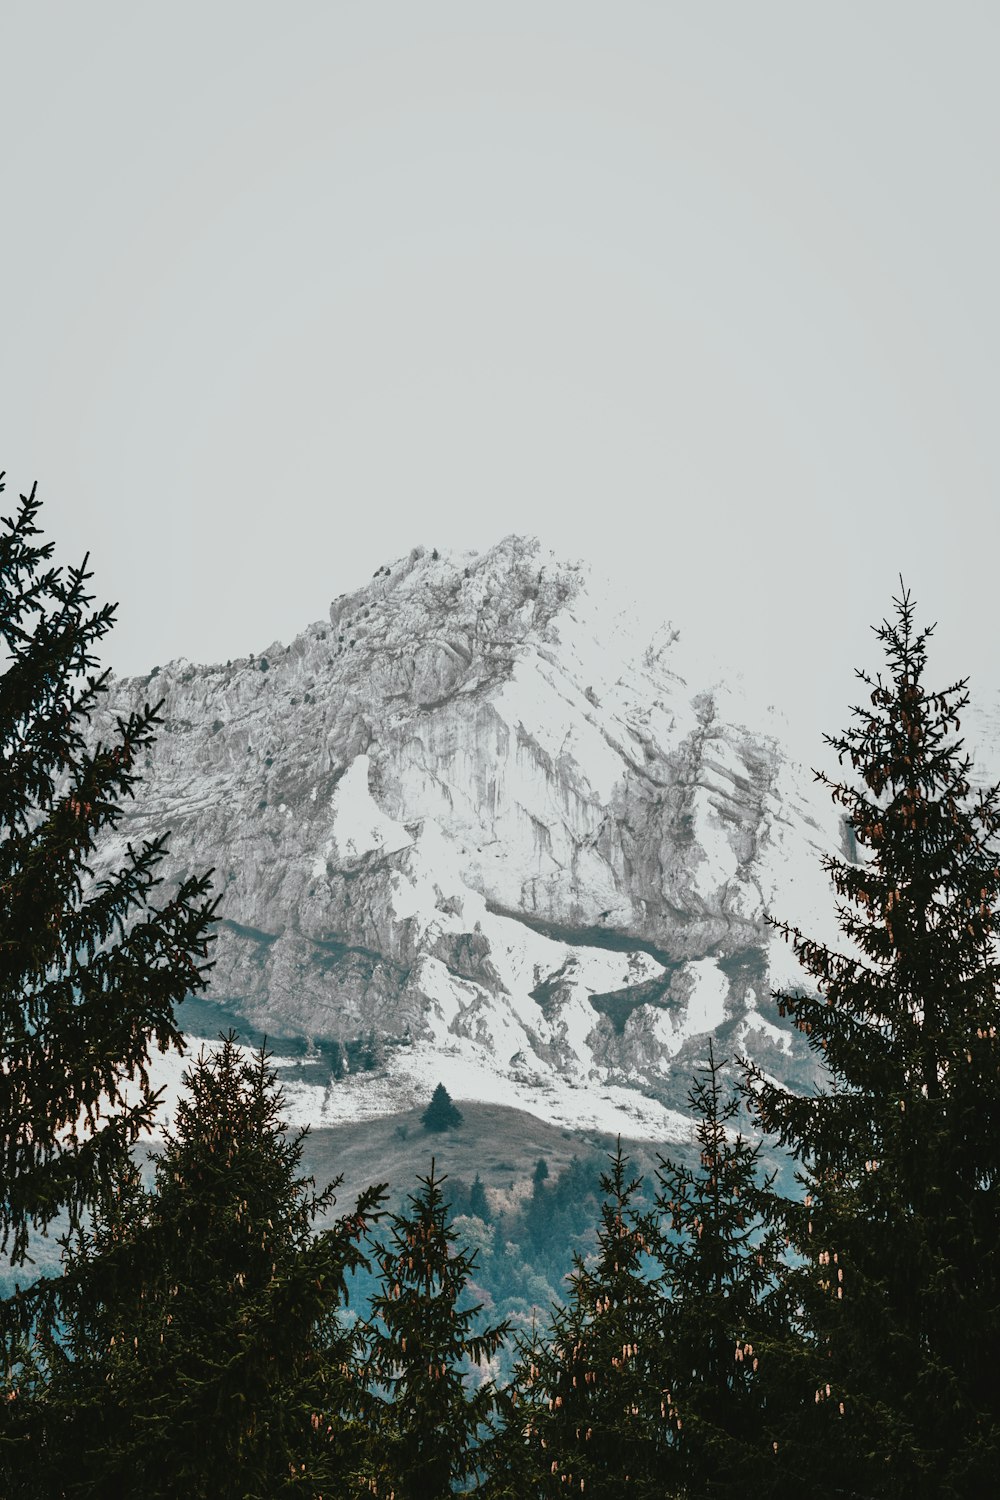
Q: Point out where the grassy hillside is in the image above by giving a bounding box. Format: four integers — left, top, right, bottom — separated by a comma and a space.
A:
298, 1099, 659, 1222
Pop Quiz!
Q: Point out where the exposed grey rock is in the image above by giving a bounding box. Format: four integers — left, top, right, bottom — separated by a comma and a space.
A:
91, 535, 885, 1122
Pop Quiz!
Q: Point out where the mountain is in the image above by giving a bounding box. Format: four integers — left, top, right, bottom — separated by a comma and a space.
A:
93, 537, 994, 1144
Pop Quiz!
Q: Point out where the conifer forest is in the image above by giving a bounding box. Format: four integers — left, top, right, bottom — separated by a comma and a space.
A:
3, 478, 999, 1498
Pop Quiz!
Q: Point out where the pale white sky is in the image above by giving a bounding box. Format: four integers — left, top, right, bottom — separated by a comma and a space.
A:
1, 2, 997, 757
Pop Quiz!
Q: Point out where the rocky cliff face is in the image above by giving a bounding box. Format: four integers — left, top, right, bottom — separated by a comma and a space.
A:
93, 537, 877, 1136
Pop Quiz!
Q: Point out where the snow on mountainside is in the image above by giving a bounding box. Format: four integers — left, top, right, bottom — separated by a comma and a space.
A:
92, 537, 1000, 1141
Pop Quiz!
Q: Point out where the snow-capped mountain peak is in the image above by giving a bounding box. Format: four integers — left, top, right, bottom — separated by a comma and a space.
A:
93, 537, 887, 1136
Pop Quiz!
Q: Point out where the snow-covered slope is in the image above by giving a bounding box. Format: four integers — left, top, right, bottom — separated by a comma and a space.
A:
95, 537, 997, 1139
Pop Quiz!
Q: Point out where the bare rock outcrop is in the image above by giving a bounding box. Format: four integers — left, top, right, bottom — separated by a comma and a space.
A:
93, 537, 860, 1123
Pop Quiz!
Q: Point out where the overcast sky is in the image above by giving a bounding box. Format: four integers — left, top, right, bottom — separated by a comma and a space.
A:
2, 3, 997, 758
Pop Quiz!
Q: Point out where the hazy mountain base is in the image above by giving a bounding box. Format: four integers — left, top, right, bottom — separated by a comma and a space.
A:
303, 1103, 667, 1386
2, 1054, 798, 1360
300, 1095, 802, 1389
0, 1094, 714, 1394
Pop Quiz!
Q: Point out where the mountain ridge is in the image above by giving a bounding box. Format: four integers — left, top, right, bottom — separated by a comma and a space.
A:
92, 536, 997, 1142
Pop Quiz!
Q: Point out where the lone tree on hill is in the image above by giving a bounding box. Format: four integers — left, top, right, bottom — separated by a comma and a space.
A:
745, 584, 1000, 1497
0, 475, 217, 1269
421, 1082, 463, 1133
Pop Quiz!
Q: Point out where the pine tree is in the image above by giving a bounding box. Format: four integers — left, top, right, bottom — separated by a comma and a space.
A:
469, 1173, 491, 1222
18, 1034, 384, 1499
0, 477, 217, 1267
745, 586, 1000, 1496
360, 1160, 508, 1498
651, 1044, 791, 1498
481, 1314, 549, 1500
421, 1081, 464, 1133
506, 1143, 667, 1499
359, 1028, 385, 1071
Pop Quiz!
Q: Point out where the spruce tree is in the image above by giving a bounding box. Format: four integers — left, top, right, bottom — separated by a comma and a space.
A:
506, 1144, 667, 1499
421, 1081, 464, 1132
469, 1173, 491, 1222
651, 1044, 791, 1498
17, 1034, 384, 1499
359, 1160, 508, 1498
481, 1314, 549, 1500
0, 477, 217, 1266
745, 586, 1000, 1496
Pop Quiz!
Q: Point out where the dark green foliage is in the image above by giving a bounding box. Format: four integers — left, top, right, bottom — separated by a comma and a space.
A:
521, 1154, 599, 1264
0, 477, 218, 1268
13, 1034, 384, 1498
359, 1160, 508, 1498
422, 1081, 464, 1133
746, 587, 1000, 1496
651, 1045, 791, 1497
469, 1173, 491, 1222
501, 1144, 668, 1499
